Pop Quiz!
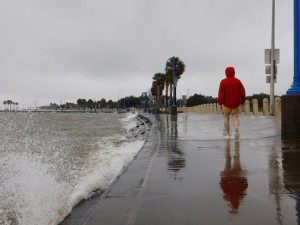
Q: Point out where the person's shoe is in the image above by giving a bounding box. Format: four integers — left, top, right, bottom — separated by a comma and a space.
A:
234, 128, 240, 140
225, 135, 230, 140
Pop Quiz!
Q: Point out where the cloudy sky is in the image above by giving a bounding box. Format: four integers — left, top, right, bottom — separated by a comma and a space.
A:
0, 0, 294, 108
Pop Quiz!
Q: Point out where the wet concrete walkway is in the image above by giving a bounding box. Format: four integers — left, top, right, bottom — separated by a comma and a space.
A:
61, 113, 300, 225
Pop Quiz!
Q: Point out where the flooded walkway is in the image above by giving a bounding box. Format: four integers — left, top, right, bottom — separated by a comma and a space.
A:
61, 113, 300, 225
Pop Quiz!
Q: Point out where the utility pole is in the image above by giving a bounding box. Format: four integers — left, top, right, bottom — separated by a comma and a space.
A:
270, 0, 276, 115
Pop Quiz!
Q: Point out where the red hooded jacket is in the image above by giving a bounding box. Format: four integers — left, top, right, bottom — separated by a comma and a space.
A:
218, 67, 246, 108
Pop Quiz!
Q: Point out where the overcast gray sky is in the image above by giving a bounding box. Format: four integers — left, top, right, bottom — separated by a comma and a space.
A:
0, 0, 294, 108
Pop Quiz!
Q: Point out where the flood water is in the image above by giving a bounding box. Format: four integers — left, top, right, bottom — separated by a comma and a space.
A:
0, 112, 147, 225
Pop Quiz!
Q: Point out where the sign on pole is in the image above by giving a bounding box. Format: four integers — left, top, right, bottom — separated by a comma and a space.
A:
265, 65, 278, 74
265, 49, 280, 64
266, 75, 277, 83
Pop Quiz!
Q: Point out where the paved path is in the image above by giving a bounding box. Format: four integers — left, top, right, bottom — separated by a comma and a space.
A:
61, 113, 300, 225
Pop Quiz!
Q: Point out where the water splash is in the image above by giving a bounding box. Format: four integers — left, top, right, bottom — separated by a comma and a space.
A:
0, 112, 146, 225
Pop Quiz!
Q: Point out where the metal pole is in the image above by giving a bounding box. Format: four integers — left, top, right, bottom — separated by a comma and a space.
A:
148, 89, 150, 113
172, 56, 176, 107
156, 78, 159, 113
270, 0, 275, 115
287, 0, 300, 94
171, 56, 177, 115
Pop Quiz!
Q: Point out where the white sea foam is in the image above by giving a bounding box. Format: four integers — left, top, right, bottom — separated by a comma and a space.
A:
0, 153, 72, 225
68, 140, 145, 209
119, 112, 139, 132
119, 112, 137, 122
126, 121, 137, 132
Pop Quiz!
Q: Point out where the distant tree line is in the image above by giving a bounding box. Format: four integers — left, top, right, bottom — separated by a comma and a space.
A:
245, 93, 270, 108
186, 94, 218, 107
41, 92, 279, 111
46, 95, 148, 110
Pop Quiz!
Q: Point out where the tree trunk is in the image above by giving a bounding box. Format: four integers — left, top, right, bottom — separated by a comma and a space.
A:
166, 83, 169, 111
157, 85, 160, 109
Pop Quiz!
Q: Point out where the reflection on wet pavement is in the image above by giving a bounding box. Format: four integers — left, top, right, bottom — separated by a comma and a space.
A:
220, 141, 248, 214
268, 146, 284, 224
282, 145, 300, 225
165, 115, 186, 180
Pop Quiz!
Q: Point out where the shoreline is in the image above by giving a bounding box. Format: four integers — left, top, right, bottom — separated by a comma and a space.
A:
59, 113, 158, 224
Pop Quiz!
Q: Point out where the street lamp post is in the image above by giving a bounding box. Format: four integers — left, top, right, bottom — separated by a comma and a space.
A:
156, 77, 159, 114
151, 81, 155, 114
281, 0, 300, 141
287, 0, 300, 94
142, 91, 150, 113
165, 56, 177, 115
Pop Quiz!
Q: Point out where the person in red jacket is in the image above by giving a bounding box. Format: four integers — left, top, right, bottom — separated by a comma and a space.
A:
218, 67, 246, 140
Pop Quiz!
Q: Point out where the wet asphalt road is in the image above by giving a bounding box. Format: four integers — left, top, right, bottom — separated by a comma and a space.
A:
61, 113, 300, 225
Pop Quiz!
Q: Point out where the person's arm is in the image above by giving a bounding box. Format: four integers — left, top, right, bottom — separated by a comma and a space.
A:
219, 104, 223, 112
240, 81, 246, 104
218, 81, 224, 109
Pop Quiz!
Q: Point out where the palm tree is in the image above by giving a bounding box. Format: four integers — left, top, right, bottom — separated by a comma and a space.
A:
151, 81, 157, 110
159, 73, 167, 107
3, 101, 7, 111
164, 74, 173, 111
7, 100, 12, 112
166, 57, 186, 107
153, 73, 165, 111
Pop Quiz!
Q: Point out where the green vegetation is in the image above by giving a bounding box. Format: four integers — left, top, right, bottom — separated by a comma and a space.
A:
165, 57, 186, 107
45, 95, 147, 110
246, 93, 270, 108
151, 56, 186, 112
186, 94, 217, 107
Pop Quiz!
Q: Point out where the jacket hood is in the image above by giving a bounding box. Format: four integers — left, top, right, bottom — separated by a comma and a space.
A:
225, 67, 235, 77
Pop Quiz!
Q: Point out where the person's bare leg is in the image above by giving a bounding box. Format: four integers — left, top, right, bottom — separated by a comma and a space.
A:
232, 114, 240, 128
232, 114, 240, 139
224, 113, 230, 136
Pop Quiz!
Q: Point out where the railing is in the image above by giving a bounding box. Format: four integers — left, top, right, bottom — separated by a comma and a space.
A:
177, 97, 282, 116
